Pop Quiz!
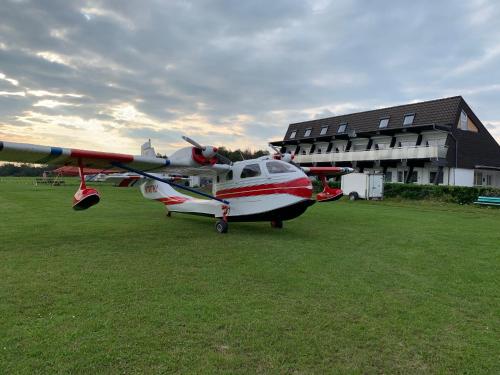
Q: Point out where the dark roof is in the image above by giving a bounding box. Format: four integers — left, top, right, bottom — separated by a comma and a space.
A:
282, 96, 462, 141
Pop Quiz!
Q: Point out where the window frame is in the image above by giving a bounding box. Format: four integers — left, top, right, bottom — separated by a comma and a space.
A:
379, 117, 390, 129
429, 170, 443, 184
337, 123, 348, 133
265, 160, 296, 174
240, 163, 262, 179
403, 113, 415, 126
460, 110, 468, 131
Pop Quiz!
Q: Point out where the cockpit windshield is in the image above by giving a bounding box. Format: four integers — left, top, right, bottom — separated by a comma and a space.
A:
266, 160, 296, 174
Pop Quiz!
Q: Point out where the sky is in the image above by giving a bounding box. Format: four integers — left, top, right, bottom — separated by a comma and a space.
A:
0, 0, 500, 155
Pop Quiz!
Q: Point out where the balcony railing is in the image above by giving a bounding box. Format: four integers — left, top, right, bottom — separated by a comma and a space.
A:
294, 145, 448, 164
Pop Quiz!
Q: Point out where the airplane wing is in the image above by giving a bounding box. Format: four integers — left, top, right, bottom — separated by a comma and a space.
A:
0, 138, 233, 209
0, 140, 168, 170
0, 140, 230, 176
301, 166, 354, 176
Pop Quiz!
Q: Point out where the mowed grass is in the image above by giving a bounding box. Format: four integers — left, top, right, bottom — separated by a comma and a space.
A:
0, 178, 499, 374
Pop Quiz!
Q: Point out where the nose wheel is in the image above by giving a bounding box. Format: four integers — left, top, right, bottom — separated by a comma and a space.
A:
270, 220, 283, 229
215, 220, 229, 234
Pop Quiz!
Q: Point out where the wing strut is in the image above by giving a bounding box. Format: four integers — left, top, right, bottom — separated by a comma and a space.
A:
112, 162, 230, 205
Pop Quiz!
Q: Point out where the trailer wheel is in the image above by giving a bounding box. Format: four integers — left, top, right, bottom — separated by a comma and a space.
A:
348, 192, 359, 201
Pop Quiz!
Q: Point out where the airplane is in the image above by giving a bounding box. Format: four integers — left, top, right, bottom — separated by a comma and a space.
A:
0, 137, 353, 233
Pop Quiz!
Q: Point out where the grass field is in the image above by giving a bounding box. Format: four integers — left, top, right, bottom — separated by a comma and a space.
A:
0, 178, 499, 374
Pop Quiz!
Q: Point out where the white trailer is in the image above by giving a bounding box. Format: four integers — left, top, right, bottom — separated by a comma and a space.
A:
341, 172, 384, 200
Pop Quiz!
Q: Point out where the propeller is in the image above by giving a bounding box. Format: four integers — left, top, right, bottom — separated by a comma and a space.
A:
182, 136, 232, 165
269, 144, 295, 163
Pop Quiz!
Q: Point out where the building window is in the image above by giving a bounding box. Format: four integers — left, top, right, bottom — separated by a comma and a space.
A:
379, 118, 389, 128
240, 164, 261, 178
375, 143, 389, 150
320, 126, 329, 135
486, 175, 492, 186
429, 171, 443, 184
474, 171, 482, 185
304, 128, 312, 137
460, 110, 468, 131
403, 114, 415, 126
384, 171, 392, 182
409, 171, 418, 183
337, 123, 347, 133
289, 130, 297, 139
397, 171, 404, 182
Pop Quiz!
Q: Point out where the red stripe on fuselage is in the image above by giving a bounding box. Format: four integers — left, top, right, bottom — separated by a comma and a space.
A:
71, 149, 135, 163
216, 177, 312, 199
118, 177, 140, 187
157, 197, 189, 205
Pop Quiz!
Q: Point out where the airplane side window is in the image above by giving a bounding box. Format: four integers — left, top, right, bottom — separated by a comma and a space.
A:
226, 170, 233, 180
266, 161, 295, 174
240, 164, 261, 178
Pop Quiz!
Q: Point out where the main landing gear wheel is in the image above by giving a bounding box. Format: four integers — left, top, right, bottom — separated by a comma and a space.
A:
215, 220, 229, 234
166, 211, 172, 217
270, 220, 283, 229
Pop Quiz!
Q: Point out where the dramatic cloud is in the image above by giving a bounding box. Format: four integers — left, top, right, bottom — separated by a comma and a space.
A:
0, 0, 499, 155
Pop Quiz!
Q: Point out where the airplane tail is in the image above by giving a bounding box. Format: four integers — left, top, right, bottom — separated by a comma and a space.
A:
141, 139, 157, 157
140, 178, 191, 206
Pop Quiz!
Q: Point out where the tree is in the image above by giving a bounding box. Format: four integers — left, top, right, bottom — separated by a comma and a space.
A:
216, 147, 269, 162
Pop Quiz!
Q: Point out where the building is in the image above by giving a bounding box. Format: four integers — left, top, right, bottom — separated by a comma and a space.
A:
270, 96, 500, 187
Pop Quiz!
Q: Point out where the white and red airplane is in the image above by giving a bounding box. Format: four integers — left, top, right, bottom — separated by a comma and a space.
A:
0, 137, 353, 233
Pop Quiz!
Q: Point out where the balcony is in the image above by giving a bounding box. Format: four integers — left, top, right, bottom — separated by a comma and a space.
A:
294, 145, 448, 164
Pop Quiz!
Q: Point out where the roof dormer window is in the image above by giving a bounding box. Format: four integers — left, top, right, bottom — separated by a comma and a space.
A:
304, 128, 312, 137
379, 118, 389, 128
320, 126, 329, 135
337, 123, 347, 133
289, 130, 297, 139
403, 113, 415, 126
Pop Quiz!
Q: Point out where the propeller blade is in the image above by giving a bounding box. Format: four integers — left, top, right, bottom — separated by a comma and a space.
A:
216, 153, 232, 165
269, 144, 280, 153
182, 135, 205, 150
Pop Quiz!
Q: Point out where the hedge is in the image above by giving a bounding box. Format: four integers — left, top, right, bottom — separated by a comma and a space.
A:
383, 183, 500, 204
312, 179, 500, 204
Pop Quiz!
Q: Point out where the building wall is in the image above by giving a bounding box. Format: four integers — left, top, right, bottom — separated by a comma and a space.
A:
451, 168, 474, 187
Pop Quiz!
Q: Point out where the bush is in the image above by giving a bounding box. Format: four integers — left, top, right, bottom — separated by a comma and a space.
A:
312, 179, 340, 193
384, 183, 500, 204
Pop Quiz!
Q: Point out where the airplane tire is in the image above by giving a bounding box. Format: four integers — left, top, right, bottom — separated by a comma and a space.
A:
271, 220, 283, 229
349, 192, 359, 201
166, 211, 172, 217
215, 220, 229, 234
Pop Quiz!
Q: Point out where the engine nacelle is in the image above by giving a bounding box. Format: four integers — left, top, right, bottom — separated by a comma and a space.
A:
169, 146, 218, 166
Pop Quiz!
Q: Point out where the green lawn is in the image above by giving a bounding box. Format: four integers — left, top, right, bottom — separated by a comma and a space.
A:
0, 178, 499, 374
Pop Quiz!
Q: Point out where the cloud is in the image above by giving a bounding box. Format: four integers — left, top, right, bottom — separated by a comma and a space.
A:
0, 0, 499, 155
0, 72, 19, 86
0, 91, 25, 97
33, 99, 79, 108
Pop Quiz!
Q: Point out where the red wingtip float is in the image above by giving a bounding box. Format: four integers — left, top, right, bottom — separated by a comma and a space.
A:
0, 137, 353, 233
72, 162, 101, 210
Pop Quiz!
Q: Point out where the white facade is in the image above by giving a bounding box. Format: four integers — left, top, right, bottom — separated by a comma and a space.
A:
285, 129, 500, 187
